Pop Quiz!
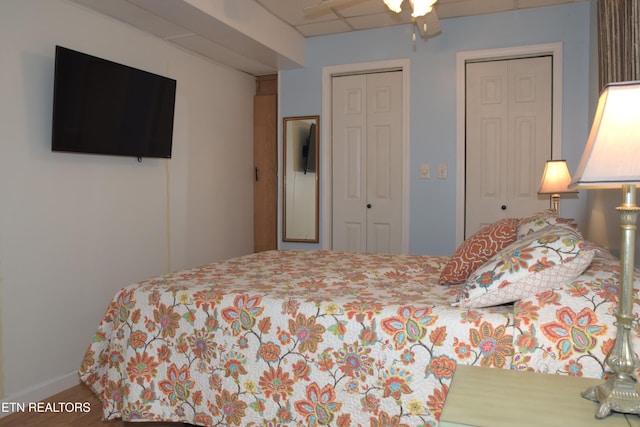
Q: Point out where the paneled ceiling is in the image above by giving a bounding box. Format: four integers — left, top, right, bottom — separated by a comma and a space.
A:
257, 0, 587, 37
68, 0, 588, 75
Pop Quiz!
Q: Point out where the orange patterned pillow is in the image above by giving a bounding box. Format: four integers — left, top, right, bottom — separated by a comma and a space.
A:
439, 218, 519, 285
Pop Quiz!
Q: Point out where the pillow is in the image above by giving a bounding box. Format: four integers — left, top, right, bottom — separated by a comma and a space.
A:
517, 210, 580, 239
455, 226, 595, 308
439, 218, 520, 285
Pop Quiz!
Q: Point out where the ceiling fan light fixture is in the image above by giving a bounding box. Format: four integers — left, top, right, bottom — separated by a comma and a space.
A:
383, 0, 403, 13
409, 0, 437, 17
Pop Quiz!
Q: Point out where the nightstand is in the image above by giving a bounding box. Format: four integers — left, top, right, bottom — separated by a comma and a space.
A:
440, 365, 640, 427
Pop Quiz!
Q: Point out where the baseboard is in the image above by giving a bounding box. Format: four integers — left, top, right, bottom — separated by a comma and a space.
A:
0, 371, 80, 418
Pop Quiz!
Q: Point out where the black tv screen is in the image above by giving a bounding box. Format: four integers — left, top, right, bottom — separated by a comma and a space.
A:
52, 46, 176, 159
303, 123, 316, 174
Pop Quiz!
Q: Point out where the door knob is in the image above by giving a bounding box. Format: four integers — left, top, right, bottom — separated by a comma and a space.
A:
501, 205, 507, 210
367, 204, 372, 209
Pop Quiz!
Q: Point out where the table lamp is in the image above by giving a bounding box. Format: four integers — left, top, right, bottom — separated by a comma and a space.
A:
538, 160, 578, 215
570, 80, 640, 418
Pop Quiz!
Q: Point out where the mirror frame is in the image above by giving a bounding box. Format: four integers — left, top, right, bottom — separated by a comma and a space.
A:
282, 115, 320, 243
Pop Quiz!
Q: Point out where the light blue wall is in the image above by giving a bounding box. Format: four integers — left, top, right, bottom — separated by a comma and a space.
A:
280, 2, 593, 255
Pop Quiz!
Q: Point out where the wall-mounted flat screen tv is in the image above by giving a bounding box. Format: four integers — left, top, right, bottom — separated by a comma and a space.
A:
302, 123, 316, 174
52, 46, 177, 159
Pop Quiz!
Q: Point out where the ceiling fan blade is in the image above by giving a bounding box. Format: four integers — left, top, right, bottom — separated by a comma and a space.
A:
416, 10, 441, 38
303, 0, 358, 16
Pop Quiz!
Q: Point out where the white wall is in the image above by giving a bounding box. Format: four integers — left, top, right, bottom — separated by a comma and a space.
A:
0, 0, 254, 402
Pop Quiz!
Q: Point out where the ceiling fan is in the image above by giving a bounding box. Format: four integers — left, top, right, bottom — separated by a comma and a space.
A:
303, 0, 441, 38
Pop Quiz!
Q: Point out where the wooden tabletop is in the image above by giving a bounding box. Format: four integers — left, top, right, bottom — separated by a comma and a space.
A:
440, 365, 639, 427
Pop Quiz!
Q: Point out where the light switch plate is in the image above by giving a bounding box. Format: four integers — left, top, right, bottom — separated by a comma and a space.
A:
438, 163, 447, 179
420, 163, 430, 179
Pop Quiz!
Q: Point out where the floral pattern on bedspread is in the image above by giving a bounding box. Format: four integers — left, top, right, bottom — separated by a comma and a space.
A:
79, 250, 514, 427
512, 247, 640, 379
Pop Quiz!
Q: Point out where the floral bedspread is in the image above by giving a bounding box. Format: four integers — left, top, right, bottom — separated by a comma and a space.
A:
79, 250, 514, 426
512, 247, 640, 379
79, 248, 640, 426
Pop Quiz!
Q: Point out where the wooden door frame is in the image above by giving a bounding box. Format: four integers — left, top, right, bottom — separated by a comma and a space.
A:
455, 43, 563, 247
321, 59, 410, 252
254, 75, 278, 253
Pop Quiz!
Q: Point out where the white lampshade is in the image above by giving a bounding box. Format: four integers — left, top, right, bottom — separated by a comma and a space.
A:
538, 160, 578, 195
570, 81, 640, 189
383, 0, 403, 13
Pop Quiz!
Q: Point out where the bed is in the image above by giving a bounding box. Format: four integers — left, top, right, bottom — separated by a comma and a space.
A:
79, 211, 640, 426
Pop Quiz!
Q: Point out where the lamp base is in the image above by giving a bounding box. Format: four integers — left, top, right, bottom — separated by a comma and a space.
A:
551, 194, 560, 216
582, 373, 640, 418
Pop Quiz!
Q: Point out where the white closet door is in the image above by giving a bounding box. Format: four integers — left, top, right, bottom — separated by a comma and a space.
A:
465, 56, 552, 238
332, 71, 403, 253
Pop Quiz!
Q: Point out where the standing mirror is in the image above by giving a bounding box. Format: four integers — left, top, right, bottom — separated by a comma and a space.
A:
283, 116, 319, 242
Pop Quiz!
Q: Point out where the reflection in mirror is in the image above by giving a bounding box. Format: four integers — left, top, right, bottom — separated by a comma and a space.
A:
283, 116, 319, 242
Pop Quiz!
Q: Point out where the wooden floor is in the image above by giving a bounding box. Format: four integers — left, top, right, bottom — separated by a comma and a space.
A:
0, 383, 186, 427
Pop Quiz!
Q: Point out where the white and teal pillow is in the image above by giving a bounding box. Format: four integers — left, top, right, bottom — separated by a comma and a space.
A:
455, 226, 595, 308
